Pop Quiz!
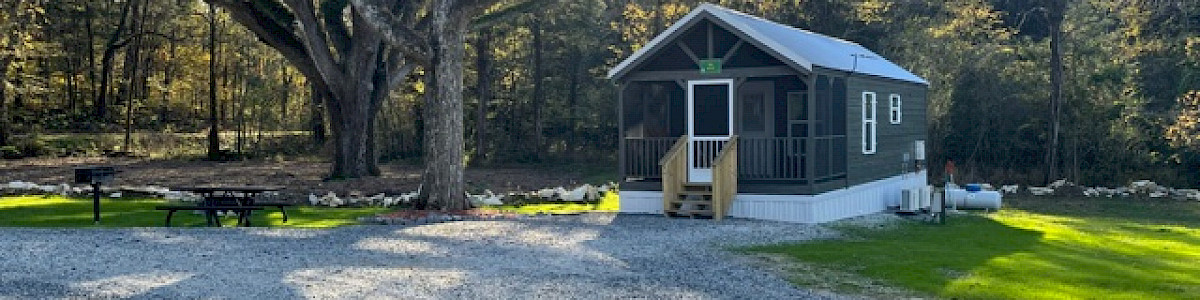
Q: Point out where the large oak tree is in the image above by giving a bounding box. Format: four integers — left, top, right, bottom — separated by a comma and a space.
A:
206, 0, 536, 209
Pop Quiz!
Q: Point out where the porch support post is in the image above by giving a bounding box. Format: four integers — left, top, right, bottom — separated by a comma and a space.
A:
806, 75, 817, 194
618, 83, 628, 181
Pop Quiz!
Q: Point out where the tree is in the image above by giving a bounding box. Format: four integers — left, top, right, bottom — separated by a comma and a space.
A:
205, 0, 419, 178
1167, 91, 1200, 151
0, 0, 43, 146
1044, 0, 1068, 183
355, 0, 541, 210
207, 3, 221, 159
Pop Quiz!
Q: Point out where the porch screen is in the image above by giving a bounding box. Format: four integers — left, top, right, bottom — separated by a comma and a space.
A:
693, 84, 730, 136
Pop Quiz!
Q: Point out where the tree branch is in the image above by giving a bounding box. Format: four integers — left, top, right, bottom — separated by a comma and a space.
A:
469, 0, 553, 29
205, 0, 334, 94
282, 0, 346, 95
349, 0, 430, 63
320, 0, 352, 55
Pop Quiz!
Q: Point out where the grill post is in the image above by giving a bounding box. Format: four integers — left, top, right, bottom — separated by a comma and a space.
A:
74, 166, 115, 225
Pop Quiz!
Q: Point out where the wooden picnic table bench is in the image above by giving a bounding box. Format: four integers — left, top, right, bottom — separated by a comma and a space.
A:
155, 205, 264, 227
164, 186, 290, 227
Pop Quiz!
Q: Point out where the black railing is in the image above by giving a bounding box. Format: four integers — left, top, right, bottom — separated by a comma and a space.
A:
623, 137, 678, 179
624, 136, 847, 183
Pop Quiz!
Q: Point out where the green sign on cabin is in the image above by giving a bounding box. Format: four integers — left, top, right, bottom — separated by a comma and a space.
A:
699, 59, 722, 74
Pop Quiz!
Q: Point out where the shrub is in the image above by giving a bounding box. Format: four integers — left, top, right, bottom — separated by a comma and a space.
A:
0, 146, 20, 159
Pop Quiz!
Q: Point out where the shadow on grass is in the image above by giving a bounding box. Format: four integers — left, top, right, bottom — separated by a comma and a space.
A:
0, 195, 387, 228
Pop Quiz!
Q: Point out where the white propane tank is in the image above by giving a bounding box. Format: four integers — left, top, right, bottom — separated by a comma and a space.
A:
945, 188, 1002, 210
945, 188, 968, 208
962, 191, 1002, 210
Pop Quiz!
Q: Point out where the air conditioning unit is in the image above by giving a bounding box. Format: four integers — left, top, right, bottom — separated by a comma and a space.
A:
900, 189, 920, 212
918, 186, 931, 211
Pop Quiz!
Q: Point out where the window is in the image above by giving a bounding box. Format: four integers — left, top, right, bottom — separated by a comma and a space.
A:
889, 94, 902, 124
862, 92, 877, 154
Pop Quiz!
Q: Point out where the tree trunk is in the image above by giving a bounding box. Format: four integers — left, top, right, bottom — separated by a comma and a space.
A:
474, 29, 492, 165
96, 0, 135, 121
0, 75, 7, 147
309, 82, 327, 145
1046, 5, 1064, 184
530, 17, 545, 161
236, 69, 246, 154
420, 0, 468, 211
66, 57, 77, 113
281, 68, 291, 127
85, 2, 98, 111
122, 0, 145, 153
567, 49, 581, 161
207, 3, 221, 160
324, 12, 384, 179
162, 27, 177, 126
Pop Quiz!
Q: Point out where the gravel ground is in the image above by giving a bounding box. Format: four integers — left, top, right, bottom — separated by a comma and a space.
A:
0, 214, 866, 299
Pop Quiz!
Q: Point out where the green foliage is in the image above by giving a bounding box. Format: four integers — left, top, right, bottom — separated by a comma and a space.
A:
0, 145, 19, 159
1, 0, 1198, 186
746, 196, 1200, 299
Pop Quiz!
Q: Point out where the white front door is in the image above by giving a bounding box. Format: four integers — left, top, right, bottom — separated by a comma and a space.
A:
687, 79, 734, 183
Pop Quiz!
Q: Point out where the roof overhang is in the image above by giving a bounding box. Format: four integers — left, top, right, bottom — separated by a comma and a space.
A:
607, 3, 928, 86
607, 4, 814, 82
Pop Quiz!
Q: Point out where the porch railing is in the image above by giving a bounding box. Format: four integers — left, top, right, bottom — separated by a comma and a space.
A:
625, 136, 847, 184
659, 136, 688, 215
625, 137, 679, 179
712, 136, 738, 221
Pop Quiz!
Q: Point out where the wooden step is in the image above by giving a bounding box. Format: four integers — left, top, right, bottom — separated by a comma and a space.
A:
670, 199, 713, 206
665, 209, 714, 219
681, 183, 713, 192
677, 190, 713, 196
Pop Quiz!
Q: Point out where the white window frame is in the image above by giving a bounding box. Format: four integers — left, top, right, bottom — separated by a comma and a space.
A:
862, 92, 877, 154
889, 94, 902, 124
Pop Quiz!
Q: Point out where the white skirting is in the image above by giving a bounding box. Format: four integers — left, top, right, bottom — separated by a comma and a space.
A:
619, 171, 927, 223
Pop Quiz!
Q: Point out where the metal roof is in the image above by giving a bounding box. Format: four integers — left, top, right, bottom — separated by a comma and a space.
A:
607, 3, 929, 85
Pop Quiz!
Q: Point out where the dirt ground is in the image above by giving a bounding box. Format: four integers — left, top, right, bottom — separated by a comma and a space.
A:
0, 157, 598, 202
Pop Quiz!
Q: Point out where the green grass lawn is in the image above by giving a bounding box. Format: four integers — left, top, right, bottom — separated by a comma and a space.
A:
0, 195, 390, 228
488, 191, 620, 214
747, 196, 1200, 299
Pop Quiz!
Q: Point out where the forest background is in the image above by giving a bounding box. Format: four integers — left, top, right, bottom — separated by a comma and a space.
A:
1, 0, 1198, 188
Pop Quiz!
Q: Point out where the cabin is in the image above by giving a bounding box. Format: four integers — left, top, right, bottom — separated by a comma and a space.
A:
608, 4, 929, 223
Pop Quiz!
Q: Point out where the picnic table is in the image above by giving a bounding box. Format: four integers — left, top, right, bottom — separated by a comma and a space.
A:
156, 186, 291, 227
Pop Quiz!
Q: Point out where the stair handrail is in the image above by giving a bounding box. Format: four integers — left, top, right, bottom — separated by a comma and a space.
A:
659, 135, 688, 216
712, 136, 738, 221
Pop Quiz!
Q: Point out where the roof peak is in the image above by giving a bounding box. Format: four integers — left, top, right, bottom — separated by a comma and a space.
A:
696, 3, 862, 47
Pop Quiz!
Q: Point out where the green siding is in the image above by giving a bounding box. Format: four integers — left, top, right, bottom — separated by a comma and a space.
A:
842, 73, 928, 186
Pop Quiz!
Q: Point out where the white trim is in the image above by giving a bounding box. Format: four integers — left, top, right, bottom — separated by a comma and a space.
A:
619, 190, 665, 214
686, 79, 734, 183
618, 171, 929, 223
861, 92, 877, 154
889, 94, 902, 124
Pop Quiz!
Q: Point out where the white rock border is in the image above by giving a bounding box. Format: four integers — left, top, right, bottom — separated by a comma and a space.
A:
992, 179, 1200, 201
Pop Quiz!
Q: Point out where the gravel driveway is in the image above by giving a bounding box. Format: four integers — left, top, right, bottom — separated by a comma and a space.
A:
0, 214, 853, 299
